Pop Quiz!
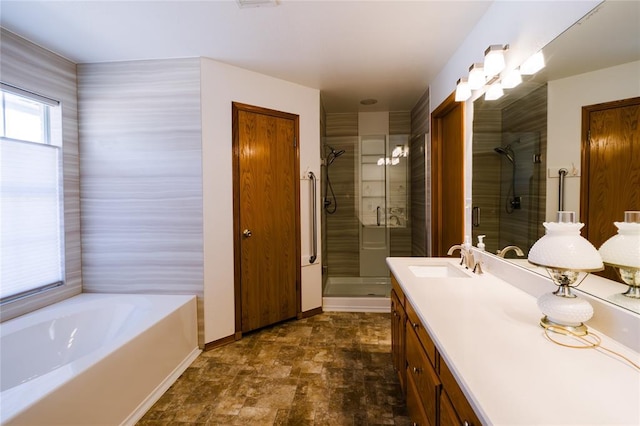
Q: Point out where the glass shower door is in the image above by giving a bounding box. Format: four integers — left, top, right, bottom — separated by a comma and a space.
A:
359, 135, 389, 276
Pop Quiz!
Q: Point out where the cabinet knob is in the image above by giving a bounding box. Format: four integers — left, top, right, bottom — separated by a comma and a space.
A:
412, 322, 419, 329
412, 366, 420, 374
463, 422, 471, 426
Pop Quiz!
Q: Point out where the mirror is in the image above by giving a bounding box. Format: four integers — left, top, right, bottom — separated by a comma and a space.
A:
472, 0, 640, 314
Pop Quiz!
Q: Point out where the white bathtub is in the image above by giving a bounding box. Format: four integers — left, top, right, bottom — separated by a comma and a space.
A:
0, 293, 200, 425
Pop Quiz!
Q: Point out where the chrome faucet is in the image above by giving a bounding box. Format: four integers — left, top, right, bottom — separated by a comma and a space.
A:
497, 245, 525, 258
447, 244, 483, 274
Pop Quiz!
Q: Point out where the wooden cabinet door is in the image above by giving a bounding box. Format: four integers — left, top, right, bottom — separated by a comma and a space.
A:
406, 372, 432, 426
391, 289, 407, 393
406, 326, 440, 426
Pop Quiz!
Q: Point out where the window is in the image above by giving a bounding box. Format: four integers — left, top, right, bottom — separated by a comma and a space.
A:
0, 83, 64, 303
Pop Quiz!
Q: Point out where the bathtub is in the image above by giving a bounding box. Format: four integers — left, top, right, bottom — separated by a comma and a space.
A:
0, 293, 200, 425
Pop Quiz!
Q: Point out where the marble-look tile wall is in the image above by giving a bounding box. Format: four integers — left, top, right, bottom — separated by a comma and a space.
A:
473, 84, 547, 254
0, 29, 82, 321
502, 84, 547, 251
323, 113, 359, 277
78, 59, 204, 343
410, 88, 429, 256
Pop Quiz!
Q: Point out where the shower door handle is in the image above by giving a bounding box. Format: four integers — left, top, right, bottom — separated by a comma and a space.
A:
308, 171, 318, 264
376, 206, 381, 226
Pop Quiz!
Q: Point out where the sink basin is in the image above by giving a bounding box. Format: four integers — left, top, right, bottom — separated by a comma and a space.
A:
408, 264, 470, 278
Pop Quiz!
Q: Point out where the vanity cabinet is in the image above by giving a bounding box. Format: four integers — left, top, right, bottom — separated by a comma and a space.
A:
390, 276, 407, 393
391, 273, 482, 426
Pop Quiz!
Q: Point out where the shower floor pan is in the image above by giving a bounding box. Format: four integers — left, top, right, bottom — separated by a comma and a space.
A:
322, 276, 391, 313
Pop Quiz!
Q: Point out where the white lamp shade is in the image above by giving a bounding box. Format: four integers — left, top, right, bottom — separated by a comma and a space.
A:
599, 221, 640, 268
528, 221, 604, 271
484, 83, 504, 100
468, 63, 486, 90
455, 78, 472, 102
484, 45, 506, 77
501, 69, 522, 89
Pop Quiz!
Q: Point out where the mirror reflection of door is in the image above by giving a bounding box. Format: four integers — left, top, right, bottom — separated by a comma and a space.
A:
581, 97, 640, 282
232, 102, 301, 334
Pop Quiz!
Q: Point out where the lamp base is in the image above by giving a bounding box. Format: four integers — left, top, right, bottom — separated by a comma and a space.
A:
622, 285, 640, 299
540, 316, 588, 336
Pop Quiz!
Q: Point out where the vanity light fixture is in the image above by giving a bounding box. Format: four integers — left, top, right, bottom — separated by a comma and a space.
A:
528, 211, 604, 335
467, 63, 486, 91
598, 211, 640, 299
484, 82, 504, 101
455, 78, 472, 102
484, 44, 508, 77
520, 51, 545, 75
501, 69, 522, 89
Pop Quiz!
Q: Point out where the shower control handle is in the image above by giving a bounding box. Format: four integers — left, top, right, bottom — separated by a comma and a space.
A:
243, 229, 252, 238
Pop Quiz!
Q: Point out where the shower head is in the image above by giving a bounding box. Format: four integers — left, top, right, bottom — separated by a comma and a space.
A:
328, 146, 345, 157
494, 145, 515, 164
326, 146, 346, 166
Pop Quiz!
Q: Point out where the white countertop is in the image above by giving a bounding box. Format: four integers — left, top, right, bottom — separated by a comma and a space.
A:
387, 256, 640, 426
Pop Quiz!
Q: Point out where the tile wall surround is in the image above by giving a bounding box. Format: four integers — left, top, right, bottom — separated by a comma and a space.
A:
78, 59, 205, 344
0, 28, 82, 322
473, 84, 547, 254
410, 87, 429, 256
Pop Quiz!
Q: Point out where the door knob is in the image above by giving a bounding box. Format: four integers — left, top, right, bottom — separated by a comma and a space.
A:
243, 229, 252, 238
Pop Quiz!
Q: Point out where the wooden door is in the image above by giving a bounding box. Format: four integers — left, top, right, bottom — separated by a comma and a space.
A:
232, 102, 301, 334
581, 97, 640, 281
432, 92, 465, 256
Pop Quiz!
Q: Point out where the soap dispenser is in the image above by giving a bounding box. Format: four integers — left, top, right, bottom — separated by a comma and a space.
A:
477, 235, 486, 251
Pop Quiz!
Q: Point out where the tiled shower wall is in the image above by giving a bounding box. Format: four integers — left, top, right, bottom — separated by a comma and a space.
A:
472, 84, 547, 254
322, 111, 414, 279
0, 29, 82, 321
410, 88, 429, 256
78, 59, 204, 343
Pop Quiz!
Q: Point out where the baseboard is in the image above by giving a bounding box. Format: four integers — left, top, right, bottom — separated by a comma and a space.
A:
123, 346, 201, 426
204, 334, 237, 351
322, 296, 391, 313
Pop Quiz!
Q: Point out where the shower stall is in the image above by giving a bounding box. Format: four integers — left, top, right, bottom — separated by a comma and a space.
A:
321, 133, 411, 310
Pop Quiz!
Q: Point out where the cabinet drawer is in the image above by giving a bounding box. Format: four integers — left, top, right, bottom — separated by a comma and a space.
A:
391, 275, 405, 307
406, 326, 440, 425
406, 301, 436, 367
439, 356, 482, 426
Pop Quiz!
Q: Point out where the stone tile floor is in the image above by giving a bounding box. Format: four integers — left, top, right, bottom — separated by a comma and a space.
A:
138, 312, 409, 425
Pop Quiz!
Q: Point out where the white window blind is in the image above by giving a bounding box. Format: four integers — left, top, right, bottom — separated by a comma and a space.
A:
0, 85, 64, 303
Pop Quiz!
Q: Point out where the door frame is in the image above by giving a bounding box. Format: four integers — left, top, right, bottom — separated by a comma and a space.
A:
431, 92, 465, 256
231, 102, 302, 337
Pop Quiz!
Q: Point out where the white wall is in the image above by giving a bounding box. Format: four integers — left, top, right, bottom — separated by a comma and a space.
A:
546, 60, 640, 221
200, 58, 321, 344
428, 0, 601, 238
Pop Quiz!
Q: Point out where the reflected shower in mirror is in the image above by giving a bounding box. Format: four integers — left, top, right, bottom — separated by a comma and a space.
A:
471, 0, 640, 314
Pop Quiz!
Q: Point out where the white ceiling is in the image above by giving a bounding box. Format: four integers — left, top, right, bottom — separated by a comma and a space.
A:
0, 0, 493, 113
